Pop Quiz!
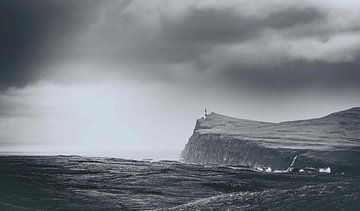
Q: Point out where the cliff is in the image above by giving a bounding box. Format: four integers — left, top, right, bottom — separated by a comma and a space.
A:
182, 107, 360, 173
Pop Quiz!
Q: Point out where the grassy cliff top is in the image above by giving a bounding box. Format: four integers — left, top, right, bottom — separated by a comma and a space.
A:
194, 108, 360, 151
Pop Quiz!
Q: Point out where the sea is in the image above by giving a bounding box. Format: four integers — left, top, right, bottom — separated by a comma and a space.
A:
0, 155, 359, 210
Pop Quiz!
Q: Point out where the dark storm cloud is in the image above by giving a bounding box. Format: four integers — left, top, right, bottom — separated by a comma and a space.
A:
113, 3, 359, 94
116, 5, 326, 66
1, 0, 360, 94
161, 6, 325, 44
0, 0, 105, 90
219, 61, 360, 94
135, 4, 328, 78
266, 7, 325, 29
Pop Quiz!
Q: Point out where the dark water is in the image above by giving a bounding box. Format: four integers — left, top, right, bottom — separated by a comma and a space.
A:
0, 156, 359, 210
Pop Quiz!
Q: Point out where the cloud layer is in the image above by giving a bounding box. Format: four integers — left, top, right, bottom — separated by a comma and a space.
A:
1, 0, 360, 92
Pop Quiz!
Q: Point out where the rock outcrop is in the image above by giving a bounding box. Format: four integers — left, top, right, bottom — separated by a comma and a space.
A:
182, 107, 360, 173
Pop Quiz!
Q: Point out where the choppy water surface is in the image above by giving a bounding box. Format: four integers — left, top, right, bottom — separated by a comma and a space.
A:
0, 156, 359, 210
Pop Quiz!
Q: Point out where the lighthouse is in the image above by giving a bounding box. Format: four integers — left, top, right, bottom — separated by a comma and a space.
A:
204, 108, 208, 118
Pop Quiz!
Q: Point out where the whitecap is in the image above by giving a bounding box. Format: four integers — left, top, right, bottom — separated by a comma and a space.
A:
319, 167, 331, 173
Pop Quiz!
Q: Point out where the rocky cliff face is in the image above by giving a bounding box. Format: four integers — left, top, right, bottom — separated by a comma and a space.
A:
182, 108, 360, 173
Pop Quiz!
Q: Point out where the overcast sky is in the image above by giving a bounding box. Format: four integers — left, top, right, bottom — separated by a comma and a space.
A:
1, 0, 360, 155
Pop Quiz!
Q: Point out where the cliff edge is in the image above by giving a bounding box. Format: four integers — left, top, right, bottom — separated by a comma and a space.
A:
182, 108, 360, 173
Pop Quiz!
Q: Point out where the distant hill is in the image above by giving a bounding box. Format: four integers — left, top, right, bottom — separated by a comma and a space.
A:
182, 107, 360, 173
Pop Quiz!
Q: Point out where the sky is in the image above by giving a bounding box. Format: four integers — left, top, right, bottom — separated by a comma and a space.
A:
0, 0, 360, 155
